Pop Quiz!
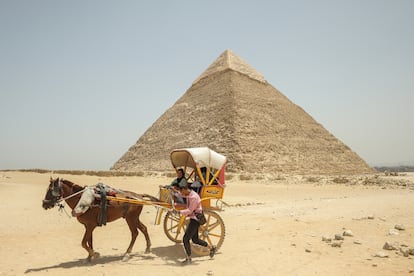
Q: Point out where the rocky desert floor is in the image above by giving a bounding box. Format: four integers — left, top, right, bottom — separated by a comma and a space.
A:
1, 171, 414, 275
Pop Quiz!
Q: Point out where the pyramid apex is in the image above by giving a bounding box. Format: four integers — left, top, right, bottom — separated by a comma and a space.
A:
192, 49, 266, 84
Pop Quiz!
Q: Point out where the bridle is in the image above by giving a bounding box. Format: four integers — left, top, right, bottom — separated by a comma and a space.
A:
51, 178, 62, 198
44, 178, 85, 207
42, 178, 63, 208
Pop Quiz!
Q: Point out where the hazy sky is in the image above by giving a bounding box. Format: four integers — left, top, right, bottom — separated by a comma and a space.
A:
1, 1, 413, 170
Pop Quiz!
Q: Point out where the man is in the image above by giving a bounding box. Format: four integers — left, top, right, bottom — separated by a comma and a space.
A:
176, 185, 216, 265
169, 168, 187, 203
171, 168, 187, 189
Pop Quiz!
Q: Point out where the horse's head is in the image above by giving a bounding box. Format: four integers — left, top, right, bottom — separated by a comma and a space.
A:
42, 177, 62, 209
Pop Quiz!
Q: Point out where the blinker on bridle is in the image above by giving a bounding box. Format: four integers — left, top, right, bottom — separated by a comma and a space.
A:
51, 179, 61, 198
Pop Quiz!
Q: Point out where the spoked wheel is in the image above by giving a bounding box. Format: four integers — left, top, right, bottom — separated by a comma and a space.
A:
163, 211, 187, 243
163, 210, 225, 256
191, 210, 225, 256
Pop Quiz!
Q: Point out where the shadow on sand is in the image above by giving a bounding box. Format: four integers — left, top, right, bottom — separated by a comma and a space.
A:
24, 244, 188, 273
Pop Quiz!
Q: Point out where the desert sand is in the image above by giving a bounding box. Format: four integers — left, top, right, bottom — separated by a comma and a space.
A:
1, 171, 413, 275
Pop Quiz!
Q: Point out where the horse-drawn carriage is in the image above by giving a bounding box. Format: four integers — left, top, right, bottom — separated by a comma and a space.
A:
156, 147, 227, 256
42, 147, 227, 261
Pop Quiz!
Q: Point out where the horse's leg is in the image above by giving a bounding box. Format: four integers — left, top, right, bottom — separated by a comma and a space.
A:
82, 225, 98, 262
137, 219, 151, 254
123, 212, 139, 261
87, 226, 100, 259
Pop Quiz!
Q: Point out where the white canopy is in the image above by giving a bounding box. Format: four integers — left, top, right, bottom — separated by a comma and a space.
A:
170, 147, 226, 170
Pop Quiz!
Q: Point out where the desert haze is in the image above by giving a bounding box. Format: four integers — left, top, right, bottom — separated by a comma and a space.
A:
1, 171, 413, 275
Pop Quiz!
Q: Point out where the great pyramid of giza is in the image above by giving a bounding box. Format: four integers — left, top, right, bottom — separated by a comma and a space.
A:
112, 49, 374, 175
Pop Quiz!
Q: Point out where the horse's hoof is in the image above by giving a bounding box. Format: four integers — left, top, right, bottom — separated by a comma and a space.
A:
144, 248, 151, 254
93, 252, 100, 259
122, 253, 131, 262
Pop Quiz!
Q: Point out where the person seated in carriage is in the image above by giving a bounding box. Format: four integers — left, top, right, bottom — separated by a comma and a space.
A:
189, 174, 203, 194
188, 166, 221, 194
165, 168, 187, 204
199, 166, 218, 185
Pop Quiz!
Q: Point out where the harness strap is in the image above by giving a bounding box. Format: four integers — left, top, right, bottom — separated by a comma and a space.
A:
98, 183, 108, 226
57, 188, 85, 203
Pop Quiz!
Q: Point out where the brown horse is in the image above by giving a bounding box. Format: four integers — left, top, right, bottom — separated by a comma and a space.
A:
42, 177, 153, 262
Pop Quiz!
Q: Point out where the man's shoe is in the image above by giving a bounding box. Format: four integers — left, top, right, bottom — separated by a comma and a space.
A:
209, 246, 217, 258
181, 257, 192, 265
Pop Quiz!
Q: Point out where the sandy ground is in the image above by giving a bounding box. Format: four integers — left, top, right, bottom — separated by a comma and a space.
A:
1, 171, 414, 276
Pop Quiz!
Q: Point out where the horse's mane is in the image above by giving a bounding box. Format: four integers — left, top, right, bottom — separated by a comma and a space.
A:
60, 179, 85, 192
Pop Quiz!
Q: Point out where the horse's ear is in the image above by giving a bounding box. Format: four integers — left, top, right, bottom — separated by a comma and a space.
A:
50, 176, 53, 182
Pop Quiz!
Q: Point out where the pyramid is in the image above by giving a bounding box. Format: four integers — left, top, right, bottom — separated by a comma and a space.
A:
112, 49, 374, 175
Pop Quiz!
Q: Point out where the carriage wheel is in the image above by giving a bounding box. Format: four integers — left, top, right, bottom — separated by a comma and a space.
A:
191, 210, 225, 256
163, 210, 225, 256
163, 211, 187, 243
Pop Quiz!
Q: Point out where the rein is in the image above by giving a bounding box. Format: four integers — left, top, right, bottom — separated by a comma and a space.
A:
57, 202, 72, 218
53, 180, 86, 217
57, 188, 85, 203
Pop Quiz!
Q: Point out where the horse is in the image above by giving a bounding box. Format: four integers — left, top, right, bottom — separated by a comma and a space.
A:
42, 177, 154, 262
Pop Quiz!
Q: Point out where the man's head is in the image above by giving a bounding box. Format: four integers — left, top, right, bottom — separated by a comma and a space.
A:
178, 185, 190, 196
177, 168, 184, 178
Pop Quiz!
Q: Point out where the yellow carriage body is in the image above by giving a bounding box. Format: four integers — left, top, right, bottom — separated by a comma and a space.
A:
169, 147, 227, 208
159, 187, 173, 203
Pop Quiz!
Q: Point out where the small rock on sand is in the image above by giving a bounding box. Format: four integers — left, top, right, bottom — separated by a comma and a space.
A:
394, 224, 405, 231
331, 241, 342, 248
374, 251, 389, 258
343, 230, 353, 237
322, 235, 331, 242
388, 229, 400, 235
383, 241, 399, 250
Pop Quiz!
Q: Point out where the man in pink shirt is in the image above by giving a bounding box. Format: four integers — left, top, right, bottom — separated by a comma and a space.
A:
177, 185, 216, 265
